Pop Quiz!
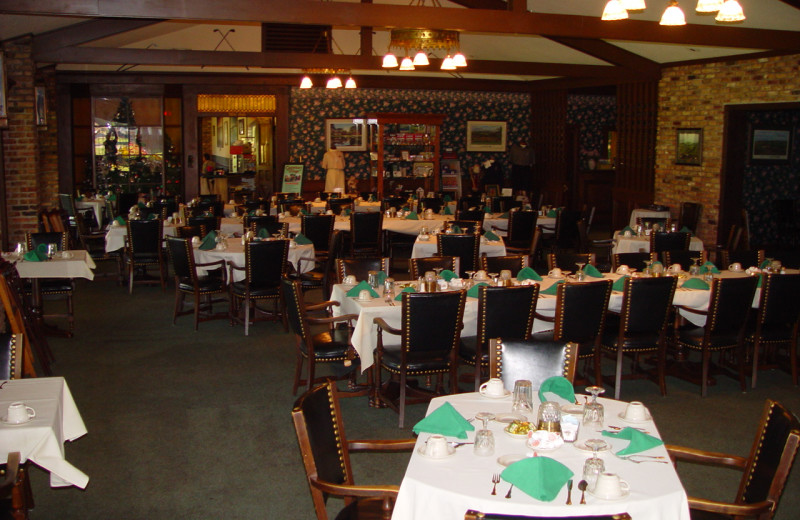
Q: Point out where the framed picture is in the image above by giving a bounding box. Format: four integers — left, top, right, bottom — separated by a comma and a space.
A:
281, 163, 304, 194
412, 162, 434, 177
326, 118, 367, 152
216, 117, 224, 149
484, 184, 500, 198
466, 121, 507, 152
751, 127, 792, 162
238, 117, 246, 136
675, 128, 702, 165
34, 86, 47, 127
229, 119, 237, 146
0, 53, 7, 128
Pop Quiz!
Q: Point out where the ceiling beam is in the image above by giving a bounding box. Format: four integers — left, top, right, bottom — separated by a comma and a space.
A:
32, 18, 161, 54
548, 37, 660, 76
778, 0, 800, 10
447, 0, 506, 9
5, 1, 800, 50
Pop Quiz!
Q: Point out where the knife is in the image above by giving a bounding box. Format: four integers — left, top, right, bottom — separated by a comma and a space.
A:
566, 479, 573, 505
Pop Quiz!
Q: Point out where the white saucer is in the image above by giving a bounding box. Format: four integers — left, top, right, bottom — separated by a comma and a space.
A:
573, 440, 611, 453
357, 297, 372, 302
618, 411, 652, 424
494, 413, 527, 424
417, 444, 456, 459
560, 404, 584, 415
1, 416, 29, 426
497, 453, 526, 467
587, 489, 630, 501
526, 431, 564, 451
480, 389, 511, 399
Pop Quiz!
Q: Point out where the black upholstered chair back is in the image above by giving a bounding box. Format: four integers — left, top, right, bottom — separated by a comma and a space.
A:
166, 237, 197, 283
350, 211, 382, 250
116, 193, 139, 217
612, 252, 656, 272
58, 193, 76, 217
249, 221, 288, 238
246, 240, 289, 287
238, 200, 270, 215
26, 231, 67, 252
491, 196, 520, 213
488, 338, 578, 393
455, 209, 485, 225
707, 276, 759, 335
151, 199, 177, 220
662, 250, 706, 269
554, 280, 612, 344
281, 278, 308, 342
301, 214, 335, 253
437, 234, 479, 278
0, 333, 21, 380
188, 215, 220, 231
720, 249, 764, 270
481, 255, 529, 273
507, 211, 538, 250
198, 199, 223, 216
758, 274, 800, 330
382, 197, 406, 211
547, 253, 596, 272
650, 231, 690, 253
199, 194, 220, 203
764, 250, 800, 269
459, 195, 483, 211
636, 216, 670, 231
446, 220, 478, 235
409, 256, 457, 279
176, 225, 206, 239
277, 199, 304, 215
679, 202, 702, 234
401, 291, 466, 357
554, 209, 583, 249
478, 285, 538, 347
327, 198, 353, 215
127, 220, 162, 257
419, 197, 443, 214
620, 277, 678, 335
738, 399, 800, 508
244, 214, 278, 232
336, 257, 390, 284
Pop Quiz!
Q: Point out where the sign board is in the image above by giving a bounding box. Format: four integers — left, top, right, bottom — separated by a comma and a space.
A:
281, 164, 304, 194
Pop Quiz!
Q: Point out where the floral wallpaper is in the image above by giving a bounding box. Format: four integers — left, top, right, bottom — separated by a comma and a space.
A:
567, 94, 616, 169
289, 88, 530, 183
742, 110, 800, 248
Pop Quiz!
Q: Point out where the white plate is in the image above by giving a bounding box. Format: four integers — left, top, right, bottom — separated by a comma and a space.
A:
494, 413, 527, 424
587, 489, 630, 501
417, 444, 456, 459
618, 411, 652, 424
497, 453, 526, 467
560, 404, 584, 415
526, 431, 564, 451
0, 416, 29, 426
573, 440, 611, 453
480, 389, 511, 399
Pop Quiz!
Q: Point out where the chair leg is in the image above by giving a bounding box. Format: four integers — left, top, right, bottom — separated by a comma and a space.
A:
398, 371, 407, 428
658, 341, 667, 396
594, 348, 604, 394
172, 289, 181, 325
701, 348, 711, 397
737, 344, 747, 392
67, 292, 74, 333
614, 349, 624, 401
750, 338, 760, 389
306, 354, 316, 393
128, 263, 134, 294
244, 299, 250, 336
292, 341, 304, 395
193, 293, 200, 331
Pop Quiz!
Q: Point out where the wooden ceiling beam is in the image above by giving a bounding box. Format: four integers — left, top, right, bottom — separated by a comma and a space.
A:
32, 18, 161, 54
5, 1, 800, 50
548, 36, 660, 76
778, 0, 800, 10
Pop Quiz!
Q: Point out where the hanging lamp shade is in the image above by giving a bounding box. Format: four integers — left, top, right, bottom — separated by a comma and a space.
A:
382, 53, 399, 68
621, 0, 646, 10
440, 55, 456, 70
299, 76, 313, 89
695, 0, 723, 12
399, 57, 415, 71
660, 0, 686, 25
602, 0, 629, 20
412, 51, 429, 66
715, 0, 745, 22
344, 77, 357, 89
452, 52, 467, 67
326, 77, 343, 89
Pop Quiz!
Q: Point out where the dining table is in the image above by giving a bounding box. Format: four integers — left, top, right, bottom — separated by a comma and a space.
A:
411, 234, 507, 259
629, 208, 671, 229
0, 377, 89, 489
104, 218, 246, 253
611, 231, 704, 255
390, 392, 690, 520
192, 239, 316, 281
74, 198, 107, 227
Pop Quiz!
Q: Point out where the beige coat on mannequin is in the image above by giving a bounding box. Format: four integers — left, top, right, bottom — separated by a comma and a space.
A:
321, 147, 346, 192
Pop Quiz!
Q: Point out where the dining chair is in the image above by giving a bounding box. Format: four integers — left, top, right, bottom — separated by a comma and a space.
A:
490, 196, 519, 213
420, 197, 443, 214
480, 254, 529, 274
116, 193, 139, 217
292, 229, 342, 301
674, 275, 759, 397
661, 249, 707, 269
75, 212, 124, 283
666, 399, 800, 520
745, 273, 800, 388
349, 211, 383, 257
281, 279, 362, 394
228, 239, 289, 335
328, 197, 354, 216
0, 333, 23, 381
187, 215, 220, 232
678, 202, 702, 234
459, 195, 483, 212
243, 214, 277, 231
374, 290, 467, 427
649, 231, 690, 254
176, 225, 207, 239
460, 285, 539, 391
335, 257, 390, 284
437, 234, 479, 279
381, 196, 406, 212
125, 219, 166, 294
763, 250, 800, 270
448, 220, 481, 235
719, 249, 764, 270
636, 216, 671, 231
597, 276, 678, 400
237, 200, 269, 216
465, 511, 631, 520
291, 380, 416, 520
25, 231, 76, 332
546, 252, 596, 272
455, 209, 485, 226
545, 209, 583, 253
492, 210, 538, 255
612, 252, 656, 272
409, 256, 457, 280
165, 237, 228, 331
488, 338, 578, 393
1, 450, 34, 520
301, 214, 335, 259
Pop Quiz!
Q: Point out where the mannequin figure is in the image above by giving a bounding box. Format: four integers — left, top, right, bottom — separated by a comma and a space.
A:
509, 139, 535, 193
321, 144, 346, 193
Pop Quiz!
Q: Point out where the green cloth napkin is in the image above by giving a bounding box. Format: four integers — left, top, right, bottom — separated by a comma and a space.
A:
651, 260, 663, 267
412, 401, 474, 439
405, 211, 419, 220
294, 233, 312, 245
443, 205, 453, 215
443, 194, 452, 202
300, 209, 309, 215
603, 427, 663, 456
439, 269, 457, 282
199, 230, 218, 250
500, 211, 509, 219
612, 275, 630, 291
484, 230, 500, 241
483, 205, 492, 214
680, 226, 692, 233
538, 376, 576, 404
699, 261, 720, 274
345, 281, 379, 298
75, 195, 84, 201
107, 194, 116, 202
450, 225, 462, 234
682, 278, 710, 290
376, 270, 387, 285
257, 228, 269, 238
760, 259, 771, 269
517, 266, 542, 281
582, 264, 603, 278
466, 282, 489, 298
394, 286, 417, 301
620, 225, 637, 236
546, 209, 558, 218
114, 216, 126, 226
540, 280, 564, 296
24, 244, 48, 262
248, 210, 256, 217
344, 208, 352, 216
148, 213, 158, 220
757, 274, 763, 288
501, 457, 573, 502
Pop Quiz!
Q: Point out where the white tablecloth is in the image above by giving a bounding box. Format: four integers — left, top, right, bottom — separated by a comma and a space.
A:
74, 199, 106, 226
0, 377, 89, 488
612, 232, 704, 255
104, 222, 179, 252
9, 250, 96, 281
483, 215, 556, 237
391, 393, 690, 520
629, 209, 671, 229
193, 240, 315, 281
355, 201, 382, 213
411, 236, 507, 259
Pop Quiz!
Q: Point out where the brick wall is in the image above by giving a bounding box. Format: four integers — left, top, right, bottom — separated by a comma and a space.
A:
655, 53, 800, 248
36, 68, 59, 210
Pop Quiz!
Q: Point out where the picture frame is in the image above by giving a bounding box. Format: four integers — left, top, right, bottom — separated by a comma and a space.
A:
751, 127, 792, 162
229, 119, 237, 146
325, 118, 367, 151
34, 86, 47, 127
281, 163, 304, 194
675, 128, 703, 166
216, 117, 224, 149
484, 184, 500, 198
0, 53, 7, 128
412, 161, 434, 177
466, 121, 507, 152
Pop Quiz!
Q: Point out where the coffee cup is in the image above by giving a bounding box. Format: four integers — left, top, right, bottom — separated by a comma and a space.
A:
479, 378, 506, 398
6, 402, 35, 424
449, 278, 464, 289
729, 262, 742, 272
616, 265, 630, 275
191, 236, 201, 246
623, 401, 649, 422
358, 290, 371, 302
592, 472, 630, 498
344, 275, 357, 285
289, 240, 297, 249
474, 270, 489, 281
548, 268, 562, 278
425, 435, 450, 458
623, 230, 632, 237
668, 263, 682, 273
326, 209, 334, 215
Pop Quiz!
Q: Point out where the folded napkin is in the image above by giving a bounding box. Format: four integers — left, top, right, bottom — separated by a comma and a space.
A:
682, 278, 710, 290
612, 275, 630, 292
412, 401, 474, 439
300, 208, 309, 215
24, 244, 48, 262
344, 208, 352, 216
500, 211, 509, 219
540, 280, 564, 296
466, 282, 489, 298
602, 427, 663, 456
394, 286, 417, 301
443, 194, 452, 202
483, 205, 492, 214
483, 230, 500, 241
405, 211, 419, 220
547, 209, 558, 218
107, 194, 117, 202
443, 205, 453, 215
376, 270, 387, 285
501, 457, 573, 502
439, 269, 457, 282
680, 226, 692, 233
699, 261, 720, 274
450, 225, 463, 234
248, 210, 256, 217
199, 230, 218, 250
620, 225, 637, 236
582, 264, 603, 278
148, 213, 158, 220
75, 195, 84, 201
651, 260, 663, 267
257, 228, 269, 238
538, 376, 576, 404
760, 259, 771, 269
114, 216, 126, 226
345, 280, 379, 298
517, 266, 542, 281
293, 233, 312, 245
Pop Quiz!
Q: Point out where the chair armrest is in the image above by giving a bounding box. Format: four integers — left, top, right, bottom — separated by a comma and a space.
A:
307, 313, 359, 326
228, 262, 244, 272
349, 438, 417, 451
687, 496, 774, 517
673, 305, 709, 317
311, 478, 399, 500
195, 259, 227, 270
306, 300, 340, 312
666, 444, 747, 469
374, 317, 401, 336
534, 311, 555, 323
491, 225, 507, 233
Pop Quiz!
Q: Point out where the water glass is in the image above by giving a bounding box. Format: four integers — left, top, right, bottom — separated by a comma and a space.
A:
582, 386, 605, 431
46, 243, 58, 259
536, 401, 562, 433
473, 429, 495, 456
583, 455, 606, 491
511, 380, 533, 415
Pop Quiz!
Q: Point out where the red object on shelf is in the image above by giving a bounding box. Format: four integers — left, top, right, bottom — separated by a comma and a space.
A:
230, 145, 244, 154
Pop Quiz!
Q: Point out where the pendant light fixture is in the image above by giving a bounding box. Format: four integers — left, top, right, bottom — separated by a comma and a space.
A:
299, 76, 313, 89
382, 28, 467, 72
299, 69, 355, 89
621, 0, 646, 10
695, 0, 723, 12
715, 0, 745, 22
398, 57, 415, 71
660, 0, 686, 25
602, 0, 629, 20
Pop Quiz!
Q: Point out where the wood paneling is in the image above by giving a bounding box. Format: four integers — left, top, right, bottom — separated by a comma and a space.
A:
531, 90, 567, 205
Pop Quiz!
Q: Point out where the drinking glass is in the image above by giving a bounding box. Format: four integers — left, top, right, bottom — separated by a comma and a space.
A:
689, 257, 702, 276
473, 429, 495, 456
46, 243, 58, 260
575, 262, 586, 281
488, 272, 499, 286
582, 386, 605, 431
474, 411, 495, 430
464, 271, 475, 289
536, 401, 562, 433
583, 439, 608, 491
511, 380, 533, 415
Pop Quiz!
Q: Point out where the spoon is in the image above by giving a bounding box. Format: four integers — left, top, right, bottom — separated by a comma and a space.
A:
578, 480, 587, 504
566, 479, 573, 505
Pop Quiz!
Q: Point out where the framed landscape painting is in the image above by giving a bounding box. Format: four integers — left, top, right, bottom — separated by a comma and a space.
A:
467, 121, 507, 152
751, 127, 792, 162
675, 128, 702, 165
325, 118, 367, 151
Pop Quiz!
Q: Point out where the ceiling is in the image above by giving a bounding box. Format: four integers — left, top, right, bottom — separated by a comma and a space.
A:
2, 0, 800, 87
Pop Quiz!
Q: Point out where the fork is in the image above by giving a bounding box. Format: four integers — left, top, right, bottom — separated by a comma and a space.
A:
491, 473, 500, 495
618, 455, 669, 464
